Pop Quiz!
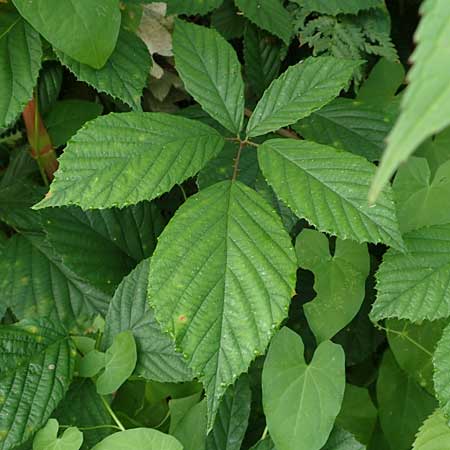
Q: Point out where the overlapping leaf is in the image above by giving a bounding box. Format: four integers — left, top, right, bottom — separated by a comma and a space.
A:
322, 427, 365, 450
234, 0, 292, 45
148, 181, 296, 428
206, 376, 251, 450
166, 0, 223, 15
433, 323, 450, 417
377, 351, 437, 450
0, 234, 110, 331
246, 57, 359, 138
0, 8, 42, 128
262, 327, 345, 450
413, 410, 450, 450
0, 319, 75, 450
12, 0, 120, 69
173, 20, 244, 135
43, 202, 164, 294
370, 0, 450, 202
35, 112, 224, 209
103, 259, 191, 382
293, 98, 392, 161
371, 224, 450, 322
33, 419, 83, 450
296, 229, 370, 342
56, 30, 151, 111
300, 0, 383, 15
258, 139, 404, 250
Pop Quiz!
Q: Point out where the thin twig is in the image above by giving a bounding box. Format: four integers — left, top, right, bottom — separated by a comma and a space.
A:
232, 141, 245, 181
100, 395, 126, 431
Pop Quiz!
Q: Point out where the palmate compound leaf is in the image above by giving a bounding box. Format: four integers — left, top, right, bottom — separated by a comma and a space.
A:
258, 139, 404, 250
173, 20, 244, 135
369, 0, 450, 203
413, 409, 450, 450
370, 224, 450, 322
245, 57, 360, 138
0, 319, 76, 450
148, 180, 297, 429
12, 0, 120, 69
433, 322, 450, 417
262, 327, 345, 450
0, 7, 42, 129
103, 259, 192, 382
34, 112, 224, 210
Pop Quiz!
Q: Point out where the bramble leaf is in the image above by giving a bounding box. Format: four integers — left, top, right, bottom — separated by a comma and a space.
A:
173, 20, 244, 135
35, 113, 224, 209
258, 139, 404, 250
148, 181, 296, 428
246, 57, 360, 138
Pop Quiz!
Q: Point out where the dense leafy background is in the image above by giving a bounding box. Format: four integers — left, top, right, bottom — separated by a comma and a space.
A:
1, 0, 450, 449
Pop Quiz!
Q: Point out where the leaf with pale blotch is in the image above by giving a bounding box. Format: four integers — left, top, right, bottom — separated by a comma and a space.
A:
148, 181, 296, 429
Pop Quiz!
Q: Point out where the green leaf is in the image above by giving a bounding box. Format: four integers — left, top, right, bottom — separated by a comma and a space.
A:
96, 330, 137, 395
336, 385, 377, 445
56, 30, 151, 111
33, 419, 83, 450
357, 58, 405, 106
416, 126, 450, 176
148, 180, 296, 428
244, 25, 284, 98
0, 9, 42, 128
249, 437, 276, 450
258, 139, 404, 250
43, 202, 164, 294
211, 0, 247, 40
388, 318, 447, 394
392, 157, 450, 233
53, 379, 114, 449
90, 428, 183, 450
293, 98, 393, 162
166, 0, 223, 15
78, 350, 106, 378
369, 0, 450, 202
234, 0, 292, 45
377, 351, 437, 450
246, 57, 360, 138
38, 62, 63, 115
103, 259, 192, 382
170, 397, 207, 450
433, 323, 450, 417
206, 375, 251, 450
262, 327, 345, 450
322, 427, 365, 450
296, 229, 369, 342
299, 0, 383, 15
0, 319, 76, 450
44, 100, 103, 147
370, 224, 450, 322
173, 20, 244, 135
0, 234, 110, 331
35, 112, 224, 209
12, 0, 121, 69
413, 409, 450, 450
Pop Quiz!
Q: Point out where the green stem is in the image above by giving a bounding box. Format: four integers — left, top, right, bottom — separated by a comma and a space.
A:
100, 395, 126, 431
232, 141, 245, 181
59, 424, 122, 431
178, 184, 187, 201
